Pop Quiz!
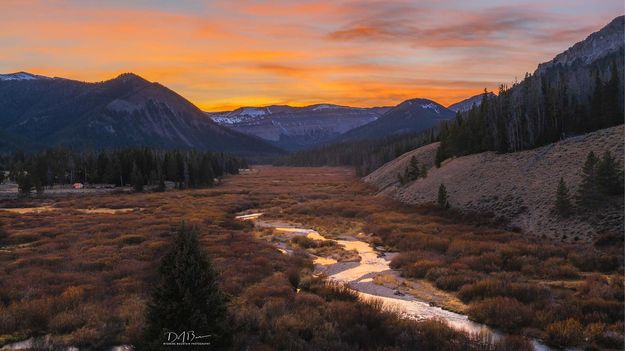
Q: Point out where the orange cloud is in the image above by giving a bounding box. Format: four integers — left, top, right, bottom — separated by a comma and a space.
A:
0, 0, 621, 112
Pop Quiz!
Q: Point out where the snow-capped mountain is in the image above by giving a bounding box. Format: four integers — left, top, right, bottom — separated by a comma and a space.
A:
0, 72, 49, 81
447, 92, 496, 113
207, 104, 390, 151
335, 98, 455, 142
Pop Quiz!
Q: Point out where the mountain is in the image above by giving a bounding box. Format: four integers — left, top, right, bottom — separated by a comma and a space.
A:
335, 98, 455, 142
0, 71, 50, 81
536, 15, 624, 75
208, 104, 390, 151
437, 15, 624, 160
447, 92, 496, 112
0, 73, 282, 155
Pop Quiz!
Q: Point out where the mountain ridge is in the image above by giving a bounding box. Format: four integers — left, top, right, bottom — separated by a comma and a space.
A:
208, 103, 391, 151
0, 73, 282, 155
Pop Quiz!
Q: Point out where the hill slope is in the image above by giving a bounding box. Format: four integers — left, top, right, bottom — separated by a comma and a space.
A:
365, 125, 624, 241
208, 104, 389, 151
0, 73, 281, 155
336, 98, 454, 142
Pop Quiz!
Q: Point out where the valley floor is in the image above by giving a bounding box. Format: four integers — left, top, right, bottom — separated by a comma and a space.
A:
0, 166, 622, 350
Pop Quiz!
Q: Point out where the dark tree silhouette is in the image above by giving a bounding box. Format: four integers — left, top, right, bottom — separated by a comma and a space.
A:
555, 177, 572, 217
576, 152, 600, 208
142, 224, 230, 350
437, 184, 450, 209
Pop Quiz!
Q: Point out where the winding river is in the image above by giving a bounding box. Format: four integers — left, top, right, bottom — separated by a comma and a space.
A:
237, 212, 554, 351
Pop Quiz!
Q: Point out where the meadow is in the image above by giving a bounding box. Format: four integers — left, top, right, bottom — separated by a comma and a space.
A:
0, 166, 622, 350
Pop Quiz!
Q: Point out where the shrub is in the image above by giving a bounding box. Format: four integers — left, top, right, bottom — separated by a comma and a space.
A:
459, 278, 549, 304
403, 259, 441, 278
494, 335, 535, 351
48, 310, 85, 334
467, 297, 533, 331
568, 252, 620, 272
447, 239, 498, 257
542, 257, 580, 279
545, 318, 584, 347
459, 252, 502, 272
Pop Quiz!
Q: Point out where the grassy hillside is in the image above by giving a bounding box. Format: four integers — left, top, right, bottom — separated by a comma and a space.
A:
365, 125, 624, 242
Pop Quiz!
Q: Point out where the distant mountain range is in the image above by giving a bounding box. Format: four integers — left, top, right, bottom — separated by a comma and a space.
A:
447, 92, 496, 113
207, 104, 390, 151
208, 98, 475, 150
0, 73, 281, 155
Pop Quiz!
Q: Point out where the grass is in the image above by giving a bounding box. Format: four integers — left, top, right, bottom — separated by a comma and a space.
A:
0, 165, 622, 349
0, 166, 527, 350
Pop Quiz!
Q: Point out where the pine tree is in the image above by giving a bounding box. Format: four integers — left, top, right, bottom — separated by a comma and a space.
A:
397, 172, 405, 186
142, 224, 230, 350
437, 184, 449, 209
555, 177, 572, 217
407, 156, 420, 181
596, 150, 624, 195
576, 151, 600, 208
131, 163, 144, 192
420, 164, 427, 178
16, 172, 33, 195
435, 146, 445, 168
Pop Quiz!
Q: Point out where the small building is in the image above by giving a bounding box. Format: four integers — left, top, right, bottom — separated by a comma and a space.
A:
73, 183, 84, 189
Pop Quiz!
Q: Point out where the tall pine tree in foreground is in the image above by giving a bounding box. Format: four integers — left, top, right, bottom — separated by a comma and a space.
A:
555, 177, 572, 217
142, 223, 230, 350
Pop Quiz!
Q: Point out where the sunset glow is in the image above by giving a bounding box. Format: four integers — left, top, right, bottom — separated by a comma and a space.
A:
1, 0, 621, 111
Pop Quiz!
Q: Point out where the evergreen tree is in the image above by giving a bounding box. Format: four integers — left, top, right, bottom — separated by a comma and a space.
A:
437, 184, 449, 209
555, 177, 572, 217
407, 156, 420, 180
576, 151, 600, 208
131, 163, 144, 192
16, 172, 33, 195
142, 224, 230, 350
397, 172, 405, 186
420, 164, 427, 178
596, 150, 624, 195
435, 146, 445, 168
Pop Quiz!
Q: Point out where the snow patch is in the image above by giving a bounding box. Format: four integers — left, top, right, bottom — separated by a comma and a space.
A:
0, 72, 44, 81
239, 107, 268, 117
421, 103, 440, 114
311, 104, 338, 111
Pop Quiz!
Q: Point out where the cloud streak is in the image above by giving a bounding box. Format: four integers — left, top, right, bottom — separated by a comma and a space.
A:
0, 0, 621, 110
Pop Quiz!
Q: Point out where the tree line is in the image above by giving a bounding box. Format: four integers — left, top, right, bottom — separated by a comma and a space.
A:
436, 50, 624, 165
274, 130, 436, 176
0, 148, 248, 194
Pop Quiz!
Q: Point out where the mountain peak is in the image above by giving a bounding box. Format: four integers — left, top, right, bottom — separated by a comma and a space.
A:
114, 72, 149, 84
0, 71, 49, 81
536, 15, 624, 74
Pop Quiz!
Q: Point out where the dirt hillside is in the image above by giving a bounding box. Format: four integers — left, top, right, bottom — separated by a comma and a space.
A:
364, 125, 624, 241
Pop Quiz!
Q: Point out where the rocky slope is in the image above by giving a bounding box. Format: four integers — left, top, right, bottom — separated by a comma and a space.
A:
0, 73, 281, 155
208, 104, 389, 151
537, 15, 624, 75
364, 125, 624, 241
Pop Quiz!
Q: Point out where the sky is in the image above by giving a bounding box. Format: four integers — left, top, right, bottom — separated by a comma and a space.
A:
0, 1, 622, 111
